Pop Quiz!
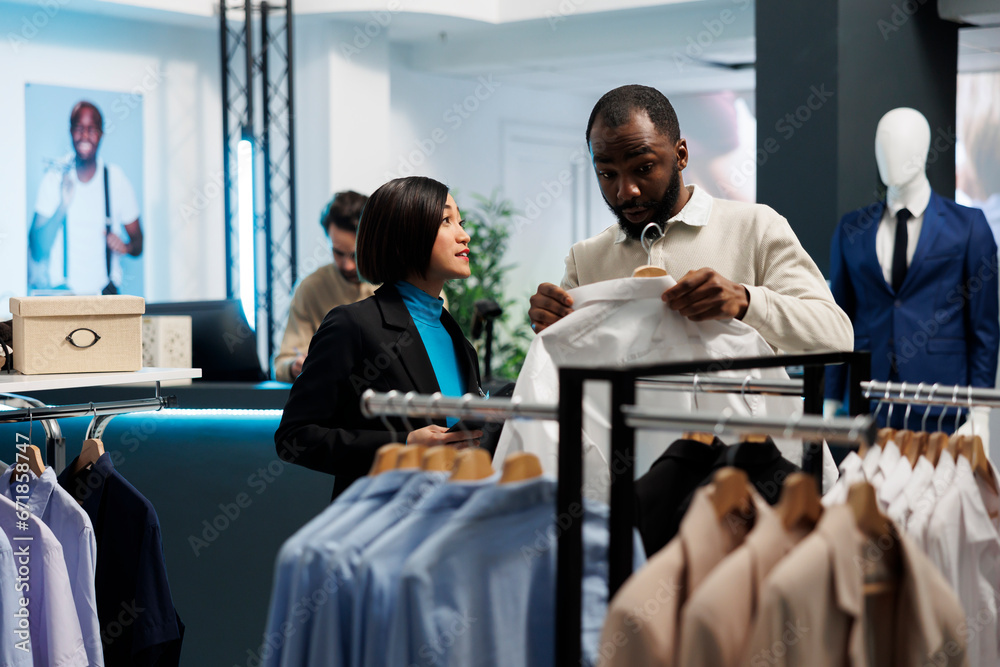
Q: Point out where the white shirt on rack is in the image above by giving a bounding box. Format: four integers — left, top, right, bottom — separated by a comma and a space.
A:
925, 456, 1000, 667
493, 275, 839, 503
906, 453, 956, 551
861, 444, 883, 481
878, 454, 913, 510
870, 441, 901, 490
887, 456, 934, 527
822, 452, 865, 507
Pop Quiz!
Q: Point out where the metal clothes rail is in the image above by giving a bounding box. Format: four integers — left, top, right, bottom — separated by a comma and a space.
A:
362, 351, 874, 665
0, 380, 181, 472
554, 350, 871, 665
861, 380, 1000, 409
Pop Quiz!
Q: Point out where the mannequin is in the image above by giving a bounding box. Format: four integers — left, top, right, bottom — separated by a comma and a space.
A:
826, 108, 999, 431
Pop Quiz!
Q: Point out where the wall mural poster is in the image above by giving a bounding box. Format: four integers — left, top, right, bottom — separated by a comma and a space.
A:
24, 83, 144, 296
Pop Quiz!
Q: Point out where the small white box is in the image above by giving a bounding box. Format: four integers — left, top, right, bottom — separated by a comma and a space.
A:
10, 295, 144, 375
142, 316, 192, 369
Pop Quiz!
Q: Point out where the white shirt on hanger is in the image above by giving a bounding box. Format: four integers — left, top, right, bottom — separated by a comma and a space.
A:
822, 452, 865, 507
493, 275, 839, 503
906, 453, 956, 551
887, 456, 934, 527
925, 456, 1000, 667
870, 441, 901, 490
861, 444, 882, 481
877, 453, 913, 510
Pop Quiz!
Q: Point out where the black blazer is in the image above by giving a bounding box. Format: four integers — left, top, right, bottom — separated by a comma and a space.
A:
275, 282, 482, 499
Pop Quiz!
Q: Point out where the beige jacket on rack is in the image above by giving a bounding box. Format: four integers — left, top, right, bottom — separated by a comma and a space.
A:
596, 485, 763, 667
744, 504, 968, 667
677, 494, 810, 667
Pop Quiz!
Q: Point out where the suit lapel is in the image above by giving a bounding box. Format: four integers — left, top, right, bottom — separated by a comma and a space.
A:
900, 191, 942, 295
860, 201, 892, 294
374, 284, 440, 395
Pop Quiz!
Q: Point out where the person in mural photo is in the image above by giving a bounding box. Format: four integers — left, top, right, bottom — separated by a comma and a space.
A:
28, 100, 143, 295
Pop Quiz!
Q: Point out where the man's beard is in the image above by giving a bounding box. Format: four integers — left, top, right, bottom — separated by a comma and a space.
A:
609, 162, 683, 242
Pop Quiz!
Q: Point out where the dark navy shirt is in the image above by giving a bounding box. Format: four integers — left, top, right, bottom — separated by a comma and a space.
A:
58, 453, 184, 666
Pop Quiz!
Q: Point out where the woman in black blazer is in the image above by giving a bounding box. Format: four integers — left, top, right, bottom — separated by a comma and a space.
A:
275, 177, 483, 499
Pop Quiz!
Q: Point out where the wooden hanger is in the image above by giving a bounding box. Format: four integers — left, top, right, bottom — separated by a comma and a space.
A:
449, 448, 494, 481
632, 265, 667, 278
948, 433, 963, 461
925, 432, 948, 466
369, 443, 404, 475
847, 481, 900, 595
394, 445, 427, 470
906, 432, 927, 467
739, 434, 771, 444
876, 427, 895, 448
707, 468, 753, 521
894, 429, 916, 458
776, 473, 823, 531
71, 438, 105, 475
968, 435, 999, 495
682, 431, 716, 445
24, 445, 45, 477
499, 452, 543, 484
421, 445, 458, 472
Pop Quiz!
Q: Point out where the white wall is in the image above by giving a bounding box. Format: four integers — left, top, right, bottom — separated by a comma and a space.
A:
0, 4, 225, 310
389, 64, 609, 317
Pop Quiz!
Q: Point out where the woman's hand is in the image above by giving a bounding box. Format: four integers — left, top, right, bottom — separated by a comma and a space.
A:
406, 424, 483, 449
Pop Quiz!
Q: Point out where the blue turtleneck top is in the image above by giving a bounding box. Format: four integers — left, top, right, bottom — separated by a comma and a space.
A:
396, 281, 466, 426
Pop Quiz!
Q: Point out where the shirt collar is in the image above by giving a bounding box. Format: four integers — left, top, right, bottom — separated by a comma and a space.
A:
57, 452, 116, 509
680, 484, 757, 591
861, 445, 882, 480
886, 188, 931, 219
396, 280, 445, 326
415, 474, 498, 513
453, 475, 557, 520
744, 501, 809, 593
877, 441, 901, 479
360, 469, 419, 499
613, 184, 712, 245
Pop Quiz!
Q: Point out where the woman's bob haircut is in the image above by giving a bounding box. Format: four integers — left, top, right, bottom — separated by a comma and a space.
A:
356, 176, 449, 285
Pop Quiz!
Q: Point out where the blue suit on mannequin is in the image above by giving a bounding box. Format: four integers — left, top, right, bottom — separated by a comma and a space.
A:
826, 109, 1000, 431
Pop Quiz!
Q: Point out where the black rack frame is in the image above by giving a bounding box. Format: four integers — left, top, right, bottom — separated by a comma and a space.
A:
554, 350, 871, 665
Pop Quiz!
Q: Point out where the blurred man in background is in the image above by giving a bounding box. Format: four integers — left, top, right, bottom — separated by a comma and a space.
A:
274, 191, 374, 382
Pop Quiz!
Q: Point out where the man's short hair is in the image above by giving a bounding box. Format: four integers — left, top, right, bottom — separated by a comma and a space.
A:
70, 101, 103, 132
356, 177, 448, 285
321, 190, 368, 234
586, 85, 680, 145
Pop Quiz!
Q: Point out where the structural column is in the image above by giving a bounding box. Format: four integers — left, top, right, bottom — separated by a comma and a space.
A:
756, 0, 958, 273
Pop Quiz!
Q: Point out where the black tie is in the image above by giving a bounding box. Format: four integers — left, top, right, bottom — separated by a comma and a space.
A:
891, 208, 911, 292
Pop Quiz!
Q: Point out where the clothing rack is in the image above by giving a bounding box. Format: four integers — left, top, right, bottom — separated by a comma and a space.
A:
637, 375, 804, 396
861, 380, 1000, 409
555, 351, 872, 666
0, 369, 199, 472
361, 351, 873, 665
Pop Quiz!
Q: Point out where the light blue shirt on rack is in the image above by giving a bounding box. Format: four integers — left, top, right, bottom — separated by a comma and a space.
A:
278, 469, 419, 667
0, 467, 101, 667
384, 475, 646, 667
0, 523, 32, 667
304, 470, 449, 666
261, 476, 371, 667
355, 474, 497, 667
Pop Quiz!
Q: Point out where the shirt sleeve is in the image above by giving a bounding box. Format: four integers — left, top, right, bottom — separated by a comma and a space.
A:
133, 520, 182, 656
34, 169, 62, 218
739, 209, 854, 354
109, 164, 140, 225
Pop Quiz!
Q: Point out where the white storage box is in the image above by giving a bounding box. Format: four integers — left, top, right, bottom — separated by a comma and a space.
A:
9, 295, 145, 375
142, 316, 192, 369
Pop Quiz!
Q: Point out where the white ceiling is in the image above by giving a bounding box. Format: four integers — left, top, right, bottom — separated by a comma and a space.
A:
2, 0, 998, 97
